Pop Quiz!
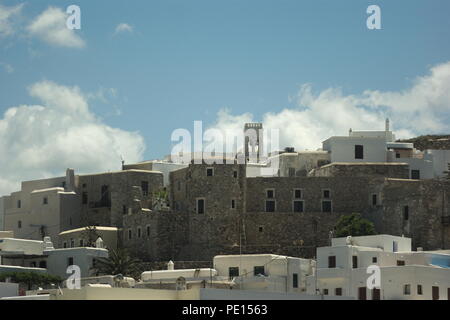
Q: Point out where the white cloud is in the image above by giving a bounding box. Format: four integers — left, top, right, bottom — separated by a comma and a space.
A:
210, 61, 450, 152
0, 3, 23, 37
0, 80, 145, 196
27, 6, 85, 48
114, 23, 133, 35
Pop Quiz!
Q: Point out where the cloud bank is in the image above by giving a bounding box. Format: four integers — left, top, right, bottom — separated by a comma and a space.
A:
210, 61, 450, 151
0, 81, 145, 195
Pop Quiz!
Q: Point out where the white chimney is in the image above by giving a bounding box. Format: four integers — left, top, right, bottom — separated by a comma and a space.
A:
167, 260, 174, 270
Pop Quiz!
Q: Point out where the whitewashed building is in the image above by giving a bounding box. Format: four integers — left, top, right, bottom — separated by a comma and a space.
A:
306, 234, 450, 300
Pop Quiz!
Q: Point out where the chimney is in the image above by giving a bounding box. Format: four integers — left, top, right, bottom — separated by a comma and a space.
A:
385, 118, 390, 132
66, 168, 75, 191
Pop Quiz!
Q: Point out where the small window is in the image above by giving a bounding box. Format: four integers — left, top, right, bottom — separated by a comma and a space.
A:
328, 256, 336, 268
18, 220, 22, 229
404, 284, 411, 295
265, 200, 275, 212
372, 194, 377, 206
254, 266, 265, 276
358, 287, 367, 300
396, 153, 400, 158
417, 285, 423, 295
323, 190, 331, 199
229, 267, 239, 279
68, 257, 74, 267
79, 239, 84, 247
43, 197, 48, 205
39, 261, 47, 268
62, 181, 66, 189
197, 198, 205, 214
206, 168, 214, 177
17, 200, 21, 208
293, 273, 298, 288
82, 192, 88, 204
294, 189, 302, 199
372, 257, 377, 263
82, 183, 87, 188
355, 145, 364, 159
233, 170, 238, 178
397, 260, 405, 266
352, 256, 358, 269
137, 227, 141, 238
70, 239, 74, 248
293, 200, 304, 213
335, 288, 343, 296
63, 242, 67, 248
411, 170, 420, 179
372, 288, 381, 300
266, 189, 274, 199
141, 181, 149, 196
323, 289, 329, 295
322, 200, 332, 213
258, 226, 264, 233
403, 206, 409, 221
128, 229, 132, 240
146, 226, 151, 237
231, 199, 236, 209
123, 205, 127, 215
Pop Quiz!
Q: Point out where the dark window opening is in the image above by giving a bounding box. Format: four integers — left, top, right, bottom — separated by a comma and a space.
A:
68, 257, 74, 267
417, 285, 423, 295
323, 190, 330, 199
294, 189, 302, 199
403, 206, 409, 221
123, 205, 127, 215
266, 189, 274, 198
355, 145, 364, 159
265, 200, 275, 212
258, 226, 263, 233
322, 200, 332, 213
396, 153, 400, 158
100, 185, 110, 206
206, 168, 214, 177
43, 197, 48, 205
288, 167, 296, 177
17, 200, 21, 208
137, 228, 141, 238
323, 289, 329, 295
18, 220, 22, 229
128, 229, 132, 240
404, 284, 411, 295
293, 274, 298, 288
411, 170, 420, 179
197, 199, 205, 214
293, 200, 304, 213
141, 181, 149, 196
147, 226, 150, 237
39, 261, 47, 268
335, 288, 343, 296
254, 266, 265, 276
397, 260, 405, 266
231, 199, 236, 209
233, 170, 238, 178
229, 267, 239, 279
372, 194, 377, 206
328, 256, 336, 268
372, 257, 377, 263
352, 256, 358, 269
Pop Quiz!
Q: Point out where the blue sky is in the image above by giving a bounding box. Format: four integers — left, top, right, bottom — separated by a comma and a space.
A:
0, 0, 450, 193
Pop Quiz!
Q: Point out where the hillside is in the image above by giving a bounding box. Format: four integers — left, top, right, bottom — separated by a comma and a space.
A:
397, 135, 450, 151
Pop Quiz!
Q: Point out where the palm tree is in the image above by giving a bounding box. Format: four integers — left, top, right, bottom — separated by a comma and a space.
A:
93, 248, 142, 279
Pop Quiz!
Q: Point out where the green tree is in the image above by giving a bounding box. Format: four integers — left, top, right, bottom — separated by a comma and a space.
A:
93, 248, 142, 279
0, 272, 63, 290
334, 213, 376, 237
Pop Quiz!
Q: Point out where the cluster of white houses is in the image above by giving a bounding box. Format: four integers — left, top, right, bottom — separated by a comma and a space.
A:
1, 233, 449, 300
